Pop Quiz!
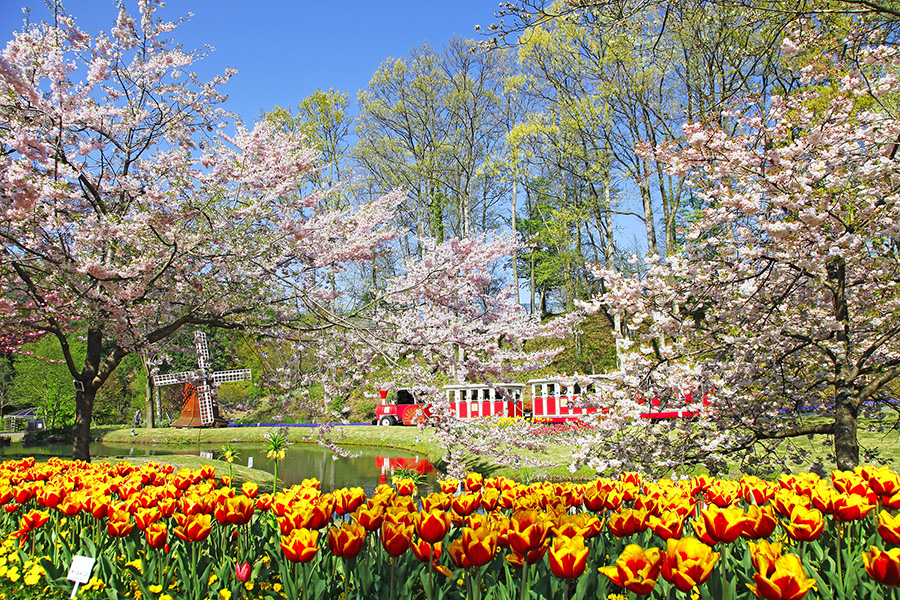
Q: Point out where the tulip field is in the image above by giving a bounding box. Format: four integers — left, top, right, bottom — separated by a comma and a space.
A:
1, 458, 900, 599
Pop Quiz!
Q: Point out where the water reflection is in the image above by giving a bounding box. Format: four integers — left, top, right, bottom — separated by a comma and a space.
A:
374, 456, 436, 486
0, 442, 438, 494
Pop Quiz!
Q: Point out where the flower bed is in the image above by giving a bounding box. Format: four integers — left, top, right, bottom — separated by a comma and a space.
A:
527, 420, 598, 438
0, 457, 898, 599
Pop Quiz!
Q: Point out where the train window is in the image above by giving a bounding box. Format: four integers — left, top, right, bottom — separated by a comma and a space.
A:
397, 390, 416, 405
548, 383, 556, 396
573, 384, 581, 394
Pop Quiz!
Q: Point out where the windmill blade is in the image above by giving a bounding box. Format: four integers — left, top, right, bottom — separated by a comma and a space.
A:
197, 381, 215, 426
194, 331, 210, 373
153, 371, 197, 387
212, 369, 252, 384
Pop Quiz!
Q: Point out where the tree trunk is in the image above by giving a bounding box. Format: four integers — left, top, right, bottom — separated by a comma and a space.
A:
511, 162, 518, 301
72, 327, 104, 461
530, 252, 536, 315
143, 352, 155, 429
604, 178, 615, 267
834, 387, 859, 471
72, 385, 95, 461
640, 180, 657, 257
826, 254, 858, 470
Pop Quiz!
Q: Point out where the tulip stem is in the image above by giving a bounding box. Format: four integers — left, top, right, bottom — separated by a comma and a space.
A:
390, 557, 397, 600
303, 560, 314, 599
520, 561, 528, 600
190, 542, 199, 600
472, 565, 483, 600
719, 543, 730, 600
562, 579, 569, 600
423, 550, 435, 600
343, 558, 350, 600
836, 523, 843, 596
52, 510, 59, 564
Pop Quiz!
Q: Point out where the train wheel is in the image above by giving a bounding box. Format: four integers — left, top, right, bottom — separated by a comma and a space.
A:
379, 416, 393, 426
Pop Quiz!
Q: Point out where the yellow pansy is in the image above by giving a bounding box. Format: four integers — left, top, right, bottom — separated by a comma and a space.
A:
124, 558, 143, 574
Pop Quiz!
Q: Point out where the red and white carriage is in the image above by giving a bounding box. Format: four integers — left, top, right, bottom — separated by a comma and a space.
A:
443, 384, 525, 420
373, 384, 524, 426
528, 376, 600, 423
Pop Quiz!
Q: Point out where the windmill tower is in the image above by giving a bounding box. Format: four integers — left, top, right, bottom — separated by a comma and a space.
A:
153, 331, 251, 427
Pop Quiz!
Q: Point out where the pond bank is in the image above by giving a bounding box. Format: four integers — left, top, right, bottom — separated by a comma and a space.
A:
96, 424, 599, 484
97, 423, 443, 463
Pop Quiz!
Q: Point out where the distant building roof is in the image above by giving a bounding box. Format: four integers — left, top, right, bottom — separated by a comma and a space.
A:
4, 407, 39, 419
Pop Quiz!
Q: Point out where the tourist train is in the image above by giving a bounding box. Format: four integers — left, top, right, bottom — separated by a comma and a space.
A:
372, 375, 706, 426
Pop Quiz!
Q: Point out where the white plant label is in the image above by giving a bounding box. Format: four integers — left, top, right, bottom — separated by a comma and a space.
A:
67, 555, 96, 599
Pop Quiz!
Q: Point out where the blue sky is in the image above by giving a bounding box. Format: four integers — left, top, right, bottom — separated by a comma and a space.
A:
1, 0, 504, 123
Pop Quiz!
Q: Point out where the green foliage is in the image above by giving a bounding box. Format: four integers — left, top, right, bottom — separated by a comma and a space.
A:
94, 351, 144, 425
5, 335, 80, 428
5, 334, 147, 427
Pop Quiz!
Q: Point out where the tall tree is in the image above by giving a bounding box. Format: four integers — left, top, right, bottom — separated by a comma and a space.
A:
266, 89, 354, 208
355, 43, 450, 250
354, 40, 516, 256
502, 0, 797, 256
0, 1, 401, 460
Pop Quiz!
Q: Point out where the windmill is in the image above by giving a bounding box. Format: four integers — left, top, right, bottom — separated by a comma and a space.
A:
153, 331, 251, 427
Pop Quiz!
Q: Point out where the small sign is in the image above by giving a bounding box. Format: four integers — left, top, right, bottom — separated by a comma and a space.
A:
67, 555, 95, 599
67, 555, 95, 583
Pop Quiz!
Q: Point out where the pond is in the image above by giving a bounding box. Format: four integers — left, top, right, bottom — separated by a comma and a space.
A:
0, 441, 439, 494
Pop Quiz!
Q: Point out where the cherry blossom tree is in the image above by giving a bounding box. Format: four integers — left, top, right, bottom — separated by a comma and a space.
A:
576, 30, 900, 474
376, 234, 565, 380
370, 233, 574, 476
0, 1, 400, 460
